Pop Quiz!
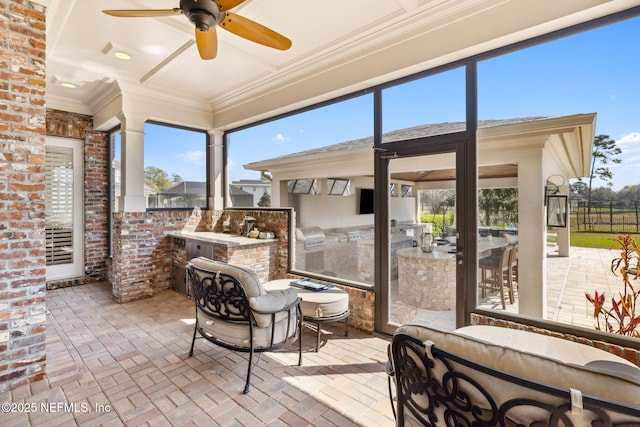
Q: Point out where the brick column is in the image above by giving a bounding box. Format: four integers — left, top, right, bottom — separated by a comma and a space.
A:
0, 0, 47, 391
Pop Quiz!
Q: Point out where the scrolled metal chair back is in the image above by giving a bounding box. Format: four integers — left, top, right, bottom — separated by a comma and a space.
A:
188, 264, 250, 322
389, 333, 640, 427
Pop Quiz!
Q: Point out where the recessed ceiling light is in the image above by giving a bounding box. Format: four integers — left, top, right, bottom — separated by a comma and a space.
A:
114, 51, 131, 60
102, 42, 137, 61
61, 82, 77, 88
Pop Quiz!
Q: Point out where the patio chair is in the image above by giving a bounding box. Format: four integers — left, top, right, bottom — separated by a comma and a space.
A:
479, 246, 513, 309
187, 257, 302, 393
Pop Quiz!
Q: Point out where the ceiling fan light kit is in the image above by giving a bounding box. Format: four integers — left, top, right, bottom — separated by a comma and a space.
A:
103, 0, 292, 60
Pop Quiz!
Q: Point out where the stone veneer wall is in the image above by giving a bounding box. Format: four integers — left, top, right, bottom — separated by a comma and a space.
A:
470, 313, 640, 367
45, 109, 109, 289
0, 0, 47, 391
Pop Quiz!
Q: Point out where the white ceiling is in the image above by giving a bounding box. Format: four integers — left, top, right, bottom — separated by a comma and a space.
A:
42, 0, 640, 130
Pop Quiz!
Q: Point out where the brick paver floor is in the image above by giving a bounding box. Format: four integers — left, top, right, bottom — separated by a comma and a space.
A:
1, 246, 624, 426
0, 283, 395, 426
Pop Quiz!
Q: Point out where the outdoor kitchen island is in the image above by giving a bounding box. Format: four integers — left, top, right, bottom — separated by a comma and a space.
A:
397, 245, 457, 310
169, 231, 280, 296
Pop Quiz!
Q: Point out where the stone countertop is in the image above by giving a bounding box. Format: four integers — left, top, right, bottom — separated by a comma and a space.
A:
168, 231, 277, 247
397, 246, 456, 259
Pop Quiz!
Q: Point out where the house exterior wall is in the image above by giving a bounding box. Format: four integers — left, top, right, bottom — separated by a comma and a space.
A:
0, 0, 47, 392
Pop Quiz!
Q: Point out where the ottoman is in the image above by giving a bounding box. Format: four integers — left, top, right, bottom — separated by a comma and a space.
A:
263, 279, 350, 351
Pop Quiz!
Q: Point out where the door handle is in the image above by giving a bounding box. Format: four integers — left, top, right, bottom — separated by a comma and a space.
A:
456, 251, 463, 265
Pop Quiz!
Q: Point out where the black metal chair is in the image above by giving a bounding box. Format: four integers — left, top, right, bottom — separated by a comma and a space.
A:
187, 257, 302, 393
388, 332, 640, 426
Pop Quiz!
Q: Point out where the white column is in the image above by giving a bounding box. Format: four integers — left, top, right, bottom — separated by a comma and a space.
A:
209, 130, 224, 209
517, 149, 547, 318
120, 115, 147, 212
271, 177, 282, 208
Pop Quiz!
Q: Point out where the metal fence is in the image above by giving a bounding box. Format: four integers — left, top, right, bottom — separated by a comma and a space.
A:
572, 200, 640, 233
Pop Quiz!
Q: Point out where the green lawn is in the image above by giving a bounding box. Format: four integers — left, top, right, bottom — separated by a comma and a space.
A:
570, 232, 639, 249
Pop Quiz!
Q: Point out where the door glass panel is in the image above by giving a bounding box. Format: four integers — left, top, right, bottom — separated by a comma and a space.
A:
46, 146, 74, 266
476, 187, 519, 312
387, 152, 457, 331
45, 137, 83, 281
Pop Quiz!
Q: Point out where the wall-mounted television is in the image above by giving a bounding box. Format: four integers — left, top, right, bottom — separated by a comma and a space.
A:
358, 188, 374, 214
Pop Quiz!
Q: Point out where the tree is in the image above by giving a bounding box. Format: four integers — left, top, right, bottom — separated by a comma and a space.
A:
478, 188, 518, 226
170, 173, 183, 184
590, 186, 616, 203
587, 135, 621, 216
569, 180, 589, 200
145, 166, 172, 191
257, 192, 271, 207
616, 185, 640, 203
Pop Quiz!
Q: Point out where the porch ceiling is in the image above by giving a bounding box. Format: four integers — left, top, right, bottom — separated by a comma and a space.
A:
40, 0, 638, 130
391, 164, 517, 183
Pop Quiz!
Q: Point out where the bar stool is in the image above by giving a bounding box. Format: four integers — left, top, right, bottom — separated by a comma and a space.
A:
478, 246, 513, 309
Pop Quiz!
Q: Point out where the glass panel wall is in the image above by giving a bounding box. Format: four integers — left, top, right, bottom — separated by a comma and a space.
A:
382, 67, 466, 143
143, 122, 208, 209
477, 15, 640, 341
227, 94, 374, 284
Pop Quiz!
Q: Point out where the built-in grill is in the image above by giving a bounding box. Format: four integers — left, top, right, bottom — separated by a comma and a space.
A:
347, 231, 360, 242
296, 227, 326, 249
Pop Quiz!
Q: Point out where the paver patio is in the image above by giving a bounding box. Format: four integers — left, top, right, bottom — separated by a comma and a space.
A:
0, 245, 628, 426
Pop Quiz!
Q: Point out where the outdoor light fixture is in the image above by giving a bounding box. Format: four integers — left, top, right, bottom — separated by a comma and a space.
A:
545, 174, 568, 227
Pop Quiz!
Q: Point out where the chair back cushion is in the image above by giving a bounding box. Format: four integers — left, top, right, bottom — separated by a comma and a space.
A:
187, 257, 299, 349
249, 288, 299, 328
396, 324, 640, 406
189, 257, 265, 297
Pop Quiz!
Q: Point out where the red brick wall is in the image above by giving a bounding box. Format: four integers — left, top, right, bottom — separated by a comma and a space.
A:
0, 0, 47, 391
216, 208, 292, 278
110, 209, 293, 302
110, 211, 205, 303
45, 109, 110, 288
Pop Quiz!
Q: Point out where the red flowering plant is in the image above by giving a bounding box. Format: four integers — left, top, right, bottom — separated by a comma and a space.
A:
585, 234, 640, 338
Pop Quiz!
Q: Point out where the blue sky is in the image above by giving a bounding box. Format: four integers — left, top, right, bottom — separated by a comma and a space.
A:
147, 14, 640, 190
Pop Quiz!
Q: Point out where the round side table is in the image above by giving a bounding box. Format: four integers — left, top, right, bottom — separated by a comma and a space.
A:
264, 279, 350, 351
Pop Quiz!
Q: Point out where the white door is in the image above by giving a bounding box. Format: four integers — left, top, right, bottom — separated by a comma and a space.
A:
45, 137, 84, 280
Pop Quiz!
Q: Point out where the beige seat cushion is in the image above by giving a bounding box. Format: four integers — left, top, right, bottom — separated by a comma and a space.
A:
263, 279, 349, 319
197, 309, 297, 349
396, 324, 640, 407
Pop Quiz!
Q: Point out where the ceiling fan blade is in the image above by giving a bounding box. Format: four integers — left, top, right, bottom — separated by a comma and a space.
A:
195, 27, 218, 60
214, 0, 247, 12
102, 9, 182, 18
220, 12, 292, 51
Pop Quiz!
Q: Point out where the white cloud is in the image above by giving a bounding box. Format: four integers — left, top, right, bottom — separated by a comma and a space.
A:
617, 132, 640, 145
272, 133, 290, 142
177, 150, 206, 165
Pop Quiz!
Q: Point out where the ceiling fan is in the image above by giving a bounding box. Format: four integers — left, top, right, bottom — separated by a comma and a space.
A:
103, 0, 292, 60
